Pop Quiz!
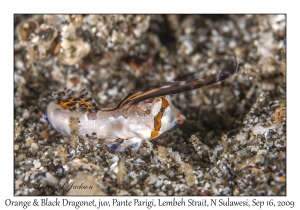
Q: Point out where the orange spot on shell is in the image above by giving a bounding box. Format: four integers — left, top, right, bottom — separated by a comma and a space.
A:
161, 97, 169, 109
152, 96, 170, 134
154, 112, 163, 131
151, 131, 159, 138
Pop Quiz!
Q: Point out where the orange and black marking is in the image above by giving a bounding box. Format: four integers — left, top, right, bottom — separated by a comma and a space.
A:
177, 112, 184, 124
57, 97, 75, 110
151, 96, 169, 139
47, 88, 100, 113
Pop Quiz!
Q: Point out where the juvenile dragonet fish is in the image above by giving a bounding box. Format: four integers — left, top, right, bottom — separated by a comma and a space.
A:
46, 55, 238, 153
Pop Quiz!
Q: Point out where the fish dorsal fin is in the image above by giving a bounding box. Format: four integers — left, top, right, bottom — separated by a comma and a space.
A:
102, 54, 238, 111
